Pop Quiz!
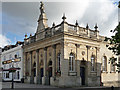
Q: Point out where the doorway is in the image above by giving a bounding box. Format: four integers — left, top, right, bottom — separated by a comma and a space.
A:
40, 68, 43, 84
48, 67, 52, 85
80, 67, 85, 85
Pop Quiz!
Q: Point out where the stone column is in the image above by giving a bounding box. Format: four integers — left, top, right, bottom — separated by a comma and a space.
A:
60, 42, 64, 77
52, 45, 56, 77
95, 47, 101, 85
86, 45, 91, 85
29, 51, 34, 84
43, 47, 47, 77
36, 49, 40, 84
23, 52, 27, 79
75, 44, 80, 76
95, 47, 101, 76
42, 47, 49, 85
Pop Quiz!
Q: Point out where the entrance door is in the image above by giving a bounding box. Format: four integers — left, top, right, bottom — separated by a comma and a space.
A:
40, 68, 43, 84
40, 68, 43, 77
80, 67, 85, 85
48, 67, 52, 85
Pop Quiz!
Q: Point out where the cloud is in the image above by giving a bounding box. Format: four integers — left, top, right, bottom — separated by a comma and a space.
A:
0, 34, 11, 47
2, 0, 119, 45
45, 0, 118, 37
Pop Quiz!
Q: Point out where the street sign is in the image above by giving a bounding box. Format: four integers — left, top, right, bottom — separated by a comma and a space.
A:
2, 57, 21, 64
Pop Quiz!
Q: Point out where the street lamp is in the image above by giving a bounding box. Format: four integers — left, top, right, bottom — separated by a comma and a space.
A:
11, 59, 14, 89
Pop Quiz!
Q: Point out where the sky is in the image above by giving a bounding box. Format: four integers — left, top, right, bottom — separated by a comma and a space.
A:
0, 0, 119, 47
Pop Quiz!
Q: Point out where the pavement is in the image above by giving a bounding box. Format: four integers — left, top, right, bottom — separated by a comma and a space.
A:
1, 82, 120, 90
2, 82, 57, 88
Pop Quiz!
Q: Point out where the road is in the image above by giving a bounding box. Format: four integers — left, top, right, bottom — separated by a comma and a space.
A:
1, 82, 120, 90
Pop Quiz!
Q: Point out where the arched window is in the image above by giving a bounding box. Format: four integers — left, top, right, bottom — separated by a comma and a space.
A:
118, 57, 120, 63
111, 64, 115, 72
48, 60, 52, 66
111, 62, 115, 72
69, 53, 75, 71
102, 56, 107, 71
57, 53, 61, 72
91, 55, 95, 71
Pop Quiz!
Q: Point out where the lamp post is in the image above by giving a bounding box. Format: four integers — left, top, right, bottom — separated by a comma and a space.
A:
11, 59, 14, 89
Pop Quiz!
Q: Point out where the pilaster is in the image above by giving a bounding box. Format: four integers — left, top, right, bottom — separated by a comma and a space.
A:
52, 45, 56, 77
29, 51, 34, 84
36, 49, 40, 84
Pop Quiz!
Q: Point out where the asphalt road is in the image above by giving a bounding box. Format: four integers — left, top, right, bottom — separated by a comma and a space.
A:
1, 82, 120, 90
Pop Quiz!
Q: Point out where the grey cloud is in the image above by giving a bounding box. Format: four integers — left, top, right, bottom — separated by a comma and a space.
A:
2, 1, 118, 39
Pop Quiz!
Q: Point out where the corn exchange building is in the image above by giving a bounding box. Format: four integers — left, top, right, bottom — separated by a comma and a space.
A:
23, 2, 120, 87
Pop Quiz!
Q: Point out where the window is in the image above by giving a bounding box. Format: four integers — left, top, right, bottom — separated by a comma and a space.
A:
102, 56, 107, 71
3, 65, 6, 69
17, 71, 20, 79
69, 53, 75, 71
40, 59, 43, 66
57, 53, 61, 71
6, 73, 9, 78
4, 56, 6, 61
33, 62, 36, 77
9, 54, 12, 60
91, 55, 95, 71
110, 57, 115, 72
4, 73, 5, 78
16, 62, 19, 68
48, 58, 52, 66
118, 57, 120, 63
9, 64, 12, 68
16, 52, 19, 58
111, 63, 115, 72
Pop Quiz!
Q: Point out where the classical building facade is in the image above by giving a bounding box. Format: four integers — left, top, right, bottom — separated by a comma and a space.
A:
0, 47, 2, 81
23, 2, 120, 87
1, 41, 24, 82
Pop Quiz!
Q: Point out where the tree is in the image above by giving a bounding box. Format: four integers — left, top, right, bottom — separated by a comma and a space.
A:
104, 2, 120, 72
105, 22, 120, 55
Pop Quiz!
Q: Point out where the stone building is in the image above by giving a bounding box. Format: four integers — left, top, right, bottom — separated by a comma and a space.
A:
1, 41, 24, 82
0, 47, 2, 81
23, 2, 120, 87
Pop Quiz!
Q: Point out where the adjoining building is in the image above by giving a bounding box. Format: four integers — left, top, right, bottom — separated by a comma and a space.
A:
23, 2, 120, 87
0, 47, 2, 81
1, 41, 24, 82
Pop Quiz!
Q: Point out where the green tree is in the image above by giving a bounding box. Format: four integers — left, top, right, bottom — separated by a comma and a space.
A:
104, 2, 120, 72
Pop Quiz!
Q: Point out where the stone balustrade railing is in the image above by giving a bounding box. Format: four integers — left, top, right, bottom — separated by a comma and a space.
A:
24, 22, 100, 45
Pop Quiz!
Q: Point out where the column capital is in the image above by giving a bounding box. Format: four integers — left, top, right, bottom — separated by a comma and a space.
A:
36, 49, 39, 53
29, 51, 32, 54
60, 41, 64, 46
95, 47, 100, 51
86, 45, 91, 49
75, 44, 80, 48
52, 44, 56, 49
44, 47, 47, 51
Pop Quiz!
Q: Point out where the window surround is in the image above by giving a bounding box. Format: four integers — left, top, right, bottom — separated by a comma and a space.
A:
91, 55, 95, 72
102, 56, 107, 72
57, 53, 61, 72
69, 52, 75, 72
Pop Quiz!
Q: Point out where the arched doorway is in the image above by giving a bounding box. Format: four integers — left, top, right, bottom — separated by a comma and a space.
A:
48, 60, 52, 85
80, 59, 86, 86
40, 68, 43, 84
33, 62, 36, 77
80, 67, 85, 85
40, 59, 43, 84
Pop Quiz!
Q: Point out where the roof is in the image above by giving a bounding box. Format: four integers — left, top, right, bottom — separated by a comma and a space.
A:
2, 41, 24, 52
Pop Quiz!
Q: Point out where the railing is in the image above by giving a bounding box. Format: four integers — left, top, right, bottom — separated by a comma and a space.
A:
30, 36, 35, 43
54, 24, 61, 31
68, 24, 75, 31
79, 27, 87, 35
90, 30, 96, 36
